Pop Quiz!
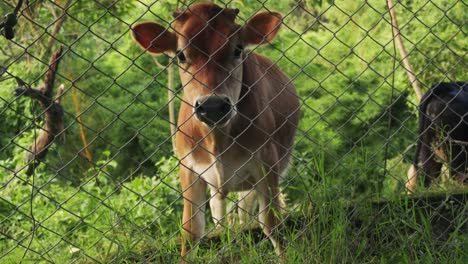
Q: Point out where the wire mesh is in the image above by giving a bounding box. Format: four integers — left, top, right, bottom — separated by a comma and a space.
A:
0, 0, 466, 263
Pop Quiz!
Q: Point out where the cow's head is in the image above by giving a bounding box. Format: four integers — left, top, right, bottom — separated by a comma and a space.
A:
131, 3, 282, 127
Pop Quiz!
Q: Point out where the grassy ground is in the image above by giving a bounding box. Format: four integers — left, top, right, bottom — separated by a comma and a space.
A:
1, 156, 467, 263
112, 191, 468, 264
1, 189, 467, 263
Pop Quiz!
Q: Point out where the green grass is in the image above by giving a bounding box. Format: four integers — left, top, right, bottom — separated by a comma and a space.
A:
1, 154, 467, 263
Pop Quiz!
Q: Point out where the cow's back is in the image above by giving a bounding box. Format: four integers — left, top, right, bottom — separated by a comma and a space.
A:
424, 82, 468, 140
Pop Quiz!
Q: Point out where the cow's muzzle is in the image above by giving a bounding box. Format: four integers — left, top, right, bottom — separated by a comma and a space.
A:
194, 95, 233, 126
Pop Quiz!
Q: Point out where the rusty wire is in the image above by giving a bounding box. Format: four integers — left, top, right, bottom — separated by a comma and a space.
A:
0, 0, 466, 263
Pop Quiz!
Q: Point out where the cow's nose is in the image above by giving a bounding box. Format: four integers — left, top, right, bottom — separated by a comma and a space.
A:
195, 96, 233, 126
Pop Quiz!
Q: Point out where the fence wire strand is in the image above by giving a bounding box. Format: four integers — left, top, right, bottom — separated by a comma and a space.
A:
1, 0, 467, 263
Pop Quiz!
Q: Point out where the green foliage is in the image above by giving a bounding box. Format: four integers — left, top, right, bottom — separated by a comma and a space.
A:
0, 152, 182, 263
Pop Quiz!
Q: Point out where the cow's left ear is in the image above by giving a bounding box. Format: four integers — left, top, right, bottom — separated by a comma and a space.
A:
241, 11, 282, 45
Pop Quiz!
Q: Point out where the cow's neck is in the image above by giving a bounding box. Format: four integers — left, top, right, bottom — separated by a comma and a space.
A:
201, 124, 233, 157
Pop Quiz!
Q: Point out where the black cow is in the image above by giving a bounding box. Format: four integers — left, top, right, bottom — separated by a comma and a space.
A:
407, 82, 468, 192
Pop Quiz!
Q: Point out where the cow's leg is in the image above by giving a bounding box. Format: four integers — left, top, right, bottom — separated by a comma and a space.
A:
238, 189, 256, 225
255, 160, 285, 258
256, 178, 285, 257
454, 172, 468, 184
180, 166, 207, 261
421, 155, 442, 187
209, 187, 226, 226
419, 142, 442, 187
406, 164, 418, 193
450, 144, 468, 184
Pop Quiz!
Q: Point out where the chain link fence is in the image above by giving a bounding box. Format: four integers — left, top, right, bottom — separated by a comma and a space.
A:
1, 0, 466, 263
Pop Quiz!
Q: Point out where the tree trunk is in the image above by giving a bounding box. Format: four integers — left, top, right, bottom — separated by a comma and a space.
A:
387, 0, 423, 101
167, 60, 177, 153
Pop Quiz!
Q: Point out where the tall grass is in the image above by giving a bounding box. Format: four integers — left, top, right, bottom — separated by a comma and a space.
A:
1, 150, 466, 263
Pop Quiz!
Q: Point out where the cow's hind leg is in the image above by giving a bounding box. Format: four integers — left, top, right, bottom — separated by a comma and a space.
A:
421, 154, 442, 187
450, 144, 468, 184
238, 189, 256, 225
254, 158, 285, 259
256, 177, 285, 257
406, 164, 418, 193
419, 137, 443, 187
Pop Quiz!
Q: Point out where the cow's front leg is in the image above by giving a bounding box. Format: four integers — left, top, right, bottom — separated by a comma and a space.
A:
180, 166, 207, 262
209, 187, 226, 226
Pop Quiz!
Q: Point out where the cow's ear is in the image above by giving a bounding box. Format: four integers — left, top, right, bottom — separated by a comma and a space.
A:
131, 22, 177, 54
241, 11, 282, 45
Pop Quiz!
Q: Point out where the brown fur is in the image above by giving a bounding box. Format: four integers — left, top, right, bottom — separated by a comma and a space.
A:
132, 3, 299, 261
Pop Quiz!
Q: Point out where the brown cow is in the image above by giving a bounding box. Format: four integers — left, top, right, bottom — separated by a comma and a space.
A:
131, 3, 300, 260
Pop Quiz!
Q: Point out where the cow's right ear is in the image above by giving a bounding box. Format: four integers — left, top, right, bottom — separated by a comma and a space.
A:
131, 22, 177, 54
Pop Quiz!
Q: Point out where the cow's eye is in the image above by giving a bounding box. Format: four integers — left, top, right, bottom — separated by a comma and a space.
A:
176, 50, 186, 63
234, 45, 243, 59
